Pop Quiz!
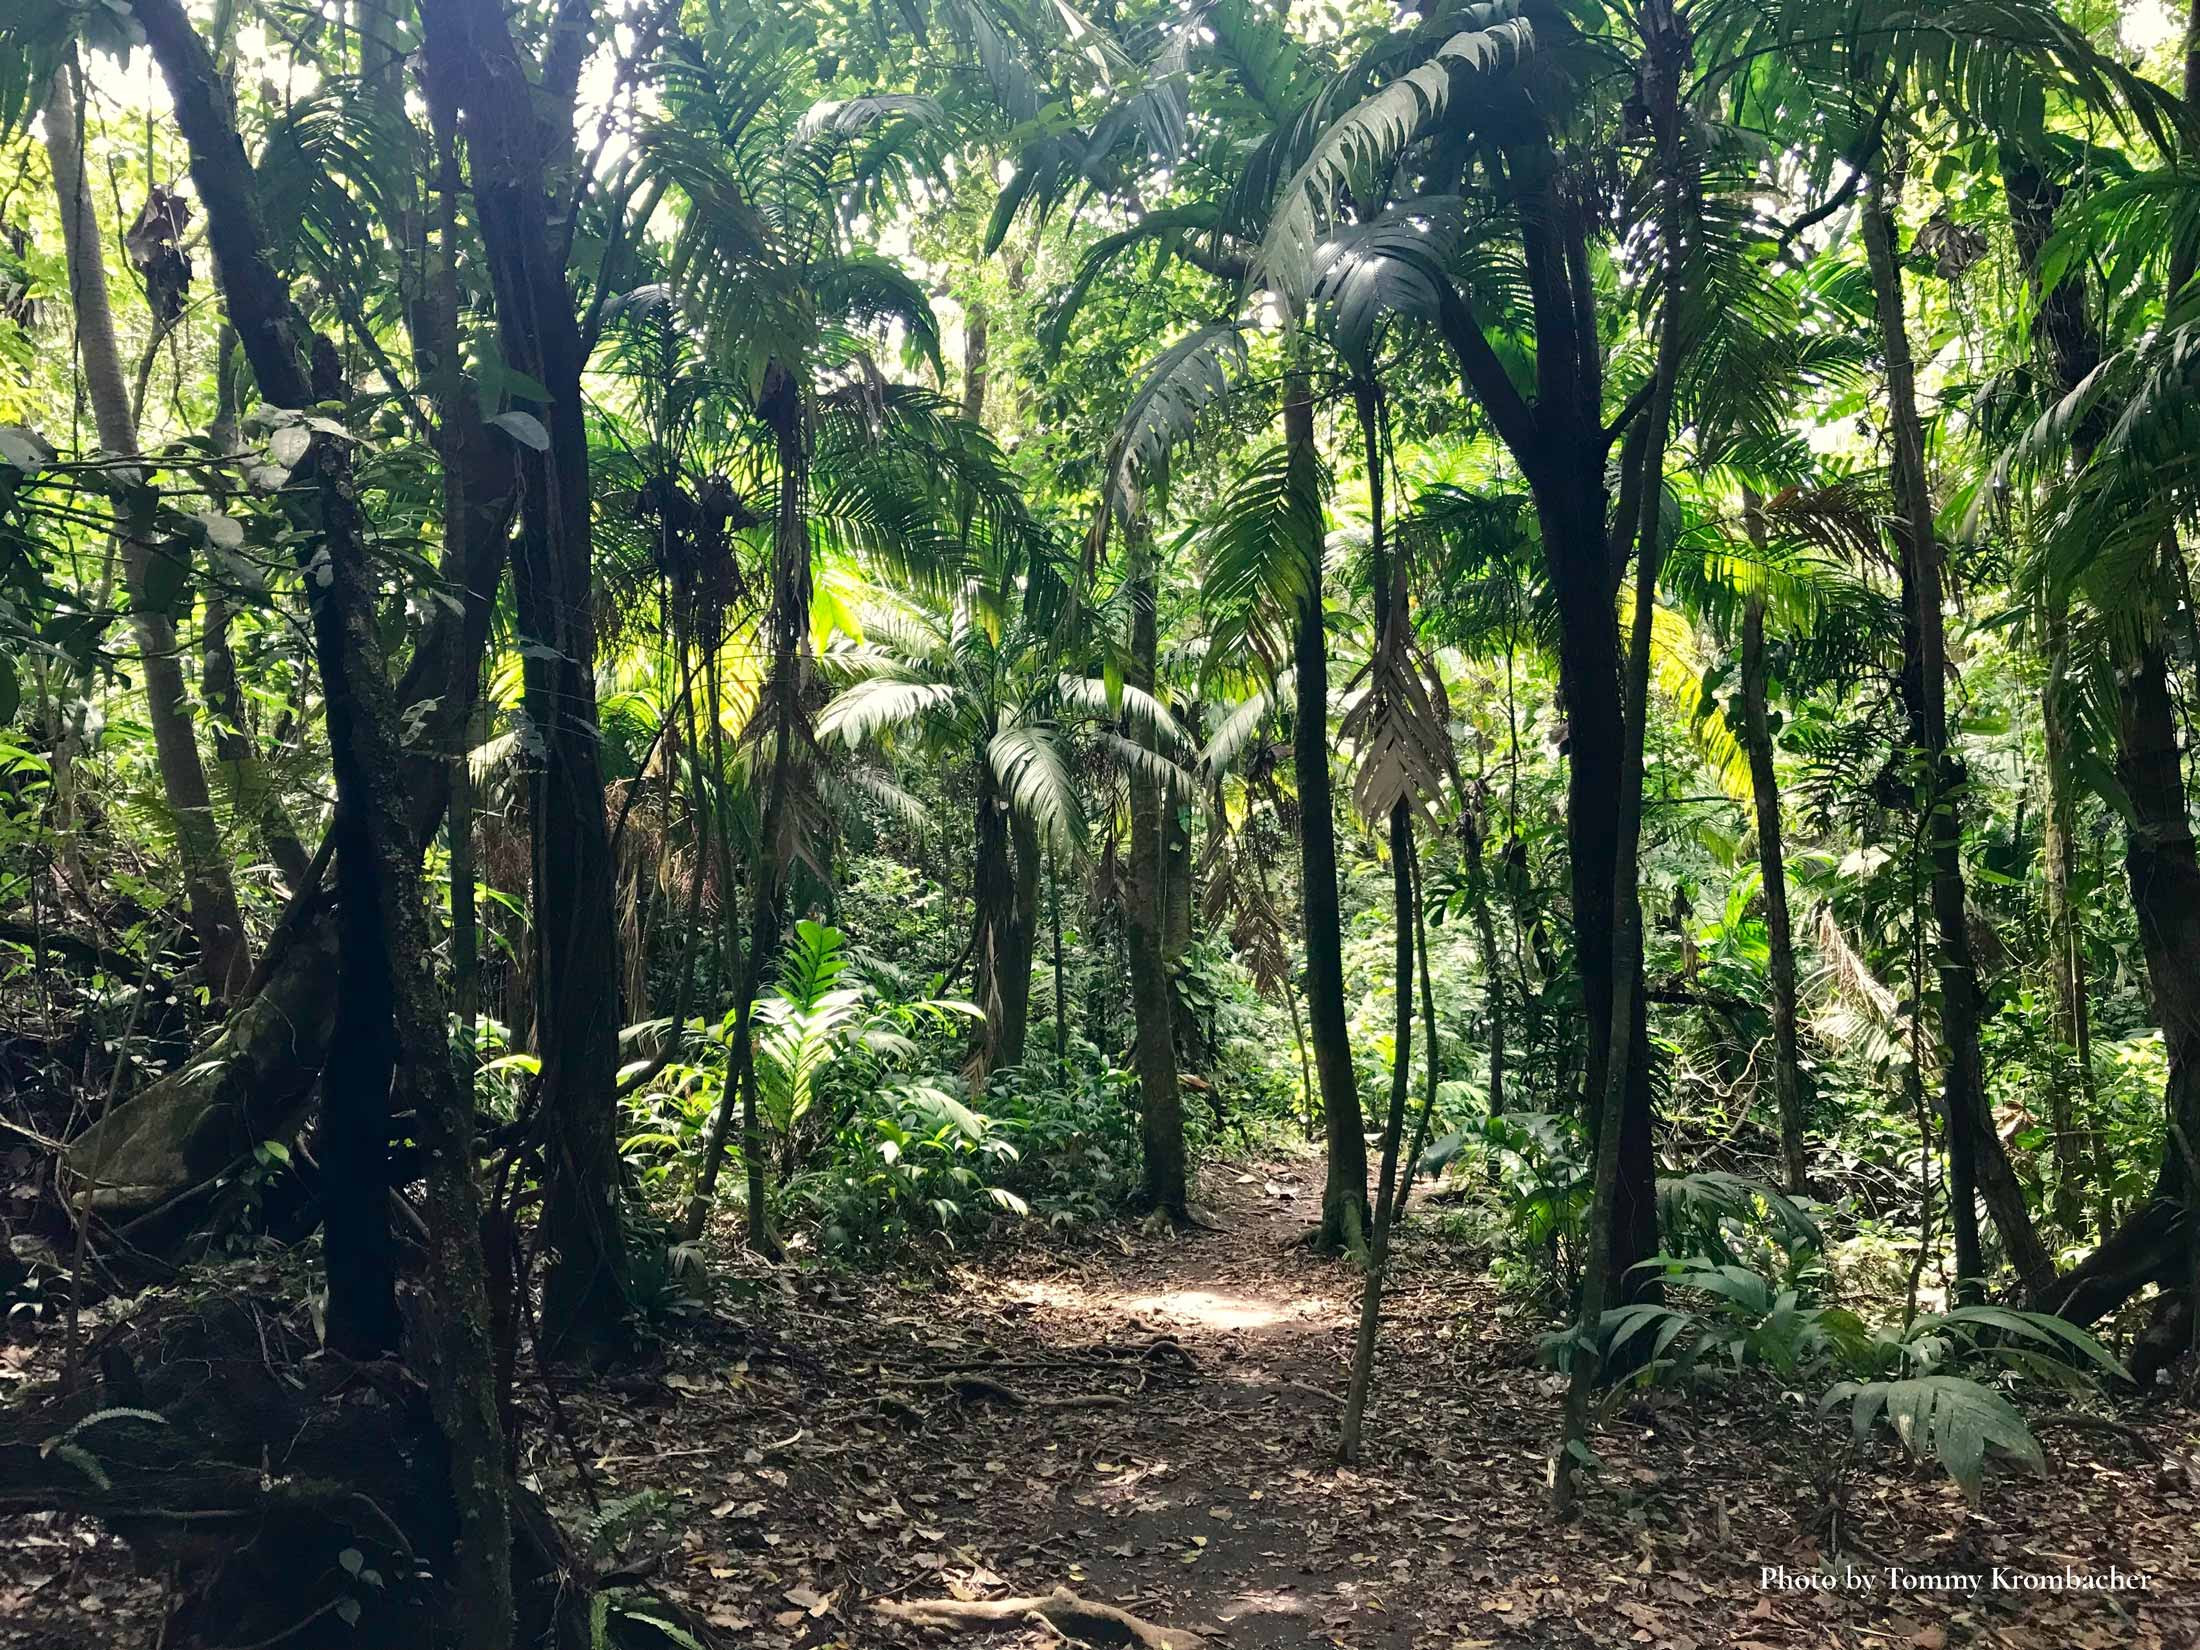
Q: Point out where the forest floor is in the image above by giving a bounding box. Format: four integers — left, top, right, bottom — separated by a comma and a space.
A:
2, 1151, 2197, 1648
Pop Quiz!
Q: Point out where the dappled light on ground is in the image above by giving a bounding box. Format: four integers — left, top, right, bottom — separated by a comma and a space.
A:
1115, 1287, 1302, 1333
992, 1261, 1340, 1339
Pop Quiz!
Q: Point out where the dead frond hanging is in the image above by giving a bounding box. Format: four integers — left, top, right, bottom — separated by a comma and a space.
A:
1338, 595, 1457, 827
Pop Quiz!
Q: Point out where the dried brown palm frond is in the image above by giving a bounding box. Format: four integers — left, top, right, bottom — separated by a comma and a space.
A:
1338, 591, 1458, 827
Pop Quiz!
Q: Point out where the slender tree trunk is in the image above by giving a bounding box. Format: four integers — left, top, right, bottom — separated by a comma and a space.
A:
2038, 608, 2100, 1233
683, 361, 806, 1255
204, 331, 314, 888
1462, 774, 1507, 1120
452, 692, 481, 1066
1004, 812, 1041, 1070
1555, 0, 1686, 1510
1126, 525, 1187, 1219
969, 756, 1016, 1079
1392, 843, 1443, 1223
130, 1, 511, 1635
1340, 383, 1415, 1457
961, 298, 989, 426
1738, 495, 1809, 1193
967, 755, 1041, 1083
44, 62, 252, 1001
1287, 375, 1368, 1255
1050, 838, 1069, 1076
2001, 148, 2108, 1239
1863, 166, 2055, 1299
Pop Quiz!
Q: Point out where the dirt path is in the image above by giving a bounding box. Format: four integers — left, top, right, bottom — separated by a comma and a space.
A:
590, 1156, 2198, 1650
1, 1154, 2194, 1647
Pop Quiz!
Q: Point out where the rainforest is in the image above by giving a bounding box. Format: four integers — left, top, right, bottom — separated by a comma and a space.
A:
0, 0, 2195, 1645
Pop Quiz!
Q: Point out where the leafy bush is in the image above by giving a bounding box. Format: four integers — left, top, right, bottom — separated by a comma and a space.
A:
782, 1079, 1028, 1256
1567, 1245, 2128, 1500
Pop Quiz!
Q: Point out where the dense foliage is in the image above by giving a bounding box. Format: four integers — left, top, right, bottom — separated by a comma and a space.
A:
1, 0, 2198, 1638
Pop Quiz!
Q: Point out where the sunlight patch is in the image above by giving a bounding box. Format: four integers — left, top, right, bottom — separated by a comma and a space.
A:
1118, 1289, 1291, 1331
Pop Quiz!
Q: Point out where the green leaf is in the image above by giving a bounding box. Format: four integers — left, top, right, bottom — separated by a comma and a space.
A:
491, 410, 551, 451
1821, 1376, 2045, 1502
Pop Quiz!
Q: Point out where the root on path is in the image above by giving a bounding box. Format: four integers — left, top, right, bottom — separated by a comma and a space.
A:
874, 1585, 1203, 1648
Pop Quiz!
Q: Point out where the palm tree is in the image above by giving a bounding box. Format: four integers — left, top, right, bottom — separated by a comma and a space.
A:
818, 594, 1087, 1080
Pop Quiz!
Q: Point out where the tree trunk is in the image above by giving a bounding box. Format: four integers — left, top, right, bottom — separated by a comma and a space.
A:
2038, 607, 2101, 1233
2024, 36, 2200, 1334
421, 0, 629, 1364
683, 360, 807, 1255
43, 62, 252, 1001
1555, 0, 1685, 1509
968, 756, 1019, 1081
1127, 526, 1187, 1220
1287, 377, 1368, 1255
1540, 466, 1661, 1297
1340, 384, 1414, 1459
1463, 775, 1506, 1119
1738, 497, 1809, 1194
2002, 148, 2108, 1239
1862, 168, 2055, 1300
1391, 840, 1444, 1223
1050, 839, 1069, 1075
1004, 812, 1041, 1070
205, 330, 315, 889
130, 0, 512, 1635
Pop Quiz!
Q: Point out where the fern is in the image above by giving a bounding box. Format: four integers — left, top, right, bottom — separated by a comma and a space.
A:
1822, 1376, 2045, 1503
583, 1489, 667, 1562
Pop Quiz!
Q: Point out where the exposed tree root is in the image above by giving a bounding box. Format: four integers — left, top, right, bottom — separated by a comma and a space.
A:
0, 1292, 717, 1649
874, 1585, 1203, 1647
888, 1373, 1129, 1409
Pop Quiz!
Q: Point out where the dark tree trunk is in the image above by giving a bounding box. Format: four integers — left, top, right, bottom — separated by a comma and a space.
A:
1341, 384, 1414, 1458
1739, 497, 1809, 1194
2002, 151, 2106, 1236
968, 757, 1021, 1081
1555, 0, 1687, 1507
1392, 839, 1444, 1223
1004, 812, 1041, 1070
1126, 527, 1187, 1219
1539, 465, 1661, 1300
421, 0, 629, 1364
1287, 377, 1367, 1255
684, 360, 807, 1256
2037, 609, 2105, 1235
1863, 169, 2054, 1299
1435, 134, 1659, 1302
2026, 38, 2200, 1337
1463, 781, 1507, 1120
130, 0, 512, 1635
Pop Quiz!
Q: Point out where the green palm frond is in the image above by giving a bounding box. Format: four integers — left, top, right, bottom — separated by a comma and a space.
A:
1055, 675, 1194, 757
795, 93, 944, 142
1309, 195, 1468, 369
1198, 439, 1328, 674
817, 678, 963, 747
1200, 673, 1292, 776
1249, 5, 1534, 310
1820, 1376, 2044, 1503
986, 723, 1088, 854
1102, 322, 1249, 520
